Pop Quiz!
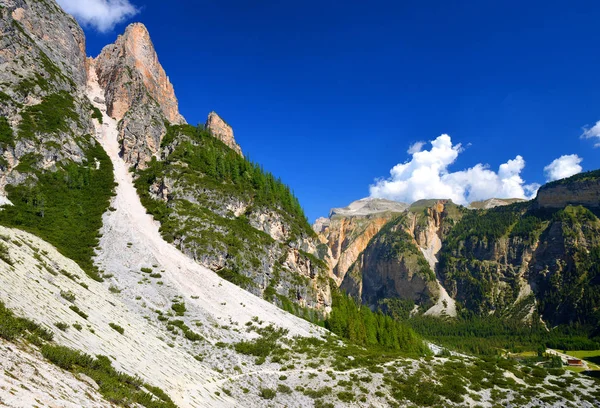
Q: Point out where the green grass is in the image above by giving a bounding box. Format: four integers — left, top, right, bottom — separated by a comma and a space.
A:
0, 141, 115, 281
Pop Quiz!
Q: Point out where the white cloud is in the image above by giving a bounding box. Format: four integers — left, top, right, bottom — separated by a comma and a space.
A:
407, 141, 425, 155
369, 134, 540, 205
543, 154, 583, 182
56, 0, 139, 33
581, 120, 600, 147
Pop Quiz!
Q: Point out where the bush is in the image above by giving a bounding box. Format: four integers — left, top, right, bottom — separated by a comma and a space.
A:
0, 241, 13, 265
337, 391, 355, 402
69, 305, 88, 320
91, 106, 103, 124
259, 388, 276, 399
109, 323, 124, 335
60, 291, 76, 303
171, 301, 186, 316
54, 322, 68, 331
277, 384, 292, 394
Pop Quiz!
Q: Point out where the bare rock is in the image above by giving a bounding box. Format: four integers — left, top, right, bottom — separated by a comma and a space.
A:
94, 23, 185, 124
205, 111, 243, 156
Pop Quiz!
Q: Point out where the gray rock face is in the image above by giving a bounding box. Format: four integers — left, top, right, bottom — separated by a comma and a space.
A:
535, 177, 600, 209
205, 111, 242, 156
117, 97, 167, 168
92, 22, 185, 168
0, 0, 95, 193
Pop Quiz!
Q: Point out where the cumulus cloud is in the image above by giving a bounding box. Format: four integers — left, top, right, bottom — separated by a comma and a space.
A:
543, 154, 583, 182
369, 134, 540, 205
581, 120, 600, 147
56, 0, 138, 33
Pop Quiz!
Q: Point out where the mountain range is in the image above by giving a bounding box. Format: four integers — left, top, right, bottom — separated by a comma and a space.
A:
0, 1, 599, 407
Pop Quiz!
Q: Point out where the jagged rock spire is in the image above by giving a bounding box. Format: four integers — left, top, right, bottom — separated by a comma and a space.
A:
205, 111, 243, 156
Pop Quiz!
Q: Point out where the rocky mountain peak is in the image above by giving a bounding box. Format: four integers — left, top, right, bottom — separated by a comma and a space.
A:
468, 197, 526, 210
205, 111, 243, 156
329, 197, 408, 218
89, 22, 186, 168
93, 22, 185, 124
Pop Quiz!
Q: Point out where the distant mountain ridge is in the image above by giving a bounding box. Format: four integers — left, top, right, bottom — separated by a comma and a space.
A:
315, 171, 600, 326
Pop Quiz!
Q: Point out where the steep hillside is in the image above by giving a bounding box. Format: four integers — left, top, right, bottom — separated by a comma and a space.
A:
134, 123, 331, 313
340, 200, 463, 317
86, 22, 331, 314
314, 198, 407, 285
0, 0, 114, 280
325, 176, 600, 329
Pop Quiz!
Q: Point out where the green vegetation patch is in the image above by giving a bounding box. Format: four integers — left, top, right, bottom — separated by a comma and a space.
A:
326, 286, 427, 354
0, 141, 115, 281
17, 91, 78, 140
0, 116, 14, 148
41, 345, 176, 407
0, 301, 53, 343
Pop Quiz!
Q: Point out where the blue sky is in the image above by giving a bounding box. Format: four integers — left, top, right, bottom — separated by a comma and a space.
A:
61, 0, 600, 222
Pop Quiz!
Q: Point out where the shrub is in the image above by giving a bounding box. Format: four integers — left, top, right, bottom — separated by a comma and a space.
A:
41, 344, 176, 407
259, 388, 276, 399
60, 290, 76, 303
171, 301, 186, 316
91, 106, 103, 124
69, 305, 88, 320
0, 301, 53, 342
54, 322, 68, 331
277, 383, 292, 394
109, 323, 124, 335
0, 241, 12, 265
337, 391, 355, 402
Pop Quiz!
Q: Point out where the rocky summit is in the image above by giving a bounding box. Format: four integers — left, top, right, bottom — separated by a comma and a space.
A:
205, 111, 243, 156
0, 1, 599, 407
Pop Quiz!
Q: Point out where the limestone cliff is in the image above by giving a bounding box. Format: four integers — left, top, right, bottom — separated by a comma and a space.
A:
93, 23, 184, 124
0, 0, 98, 197
535, 170, 600, 209
92, 23, 185, 168
340, 200, 462, 315
314, 198, 408, 285
205, 111, 243, 156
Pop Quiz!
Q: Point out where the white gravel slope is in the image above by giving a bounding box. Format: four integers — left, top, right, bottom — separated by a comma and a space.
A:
88, 66, 320, 341
0, 338, 112, 408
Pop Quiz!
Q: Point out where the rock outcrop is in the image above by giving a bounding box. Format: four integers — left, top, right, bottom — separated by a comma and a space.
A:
0, 0, 96, 195
469, 198, 526, 209
330, 197, 408, 217
535, 171, 600, 209
205, 111, 243, 156
314, 198, 407, 285
93, 23, 184, 124
340, 200, 461, 314
92, 23, 185, 168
